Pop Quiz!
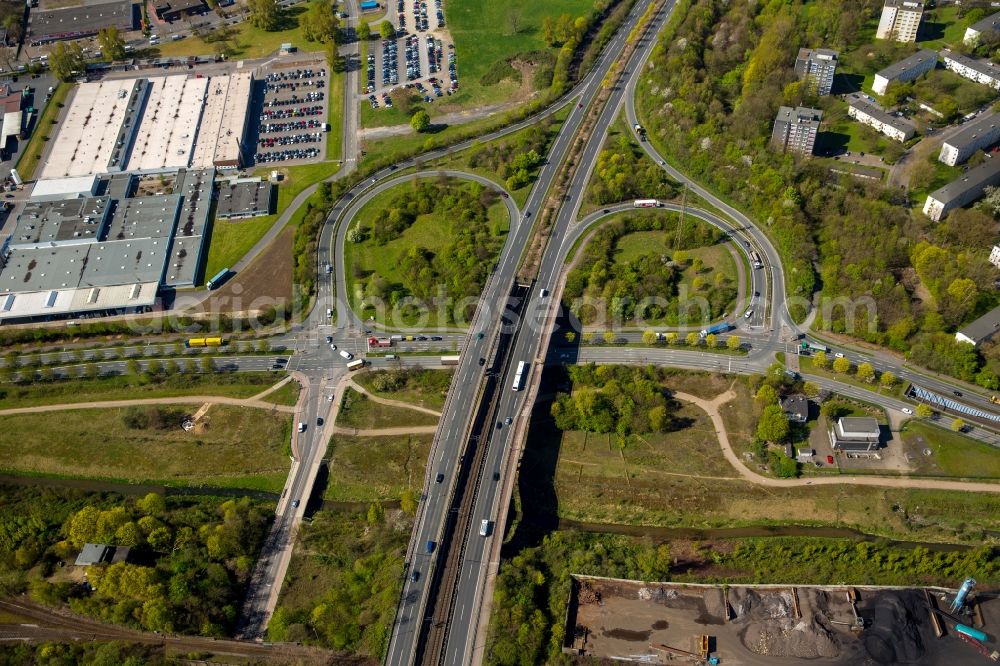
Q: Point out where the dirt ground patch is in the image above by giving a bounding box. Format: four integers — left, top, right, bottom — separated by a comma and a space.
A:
568, 578, 997, 665
204, 225, 293, 313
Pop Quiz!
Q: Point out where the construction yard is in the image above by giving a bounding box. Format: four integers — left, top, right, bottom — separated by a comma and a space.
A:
565, 577, 1000, 665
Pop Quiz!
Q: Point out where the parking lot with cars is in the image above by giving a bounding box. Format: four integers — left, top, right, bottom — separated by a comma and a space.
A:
363, 0, 459, 108
254, 59, 329, 165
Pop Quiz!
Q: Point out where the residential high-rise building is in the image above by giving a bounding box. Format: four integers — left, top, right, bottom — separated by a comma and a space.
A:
793, 48, 839, 96
875, 0, 924, 42
770, 106, 822, 156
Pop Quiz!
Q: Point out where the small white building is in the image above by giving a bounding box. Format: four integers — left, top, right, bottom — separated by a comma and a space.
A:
939, 114, 1000, 166
924, 156, 1000, 221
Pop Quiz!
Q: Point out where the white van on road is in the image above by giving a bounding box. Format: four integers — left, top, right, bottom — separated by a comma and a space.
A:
339, 350, 354, 360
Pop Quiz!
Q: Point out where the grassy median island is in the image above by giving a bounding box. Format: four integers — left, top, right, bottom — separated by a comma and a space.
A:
336, 387, 439, 430
0, 372, 284, 409
343, 178, 510, 329
518, 366, 1000, 544
322, 433, 431, 502
0, 405, 291, 491
564, 212, 739, 327
354, 367, 453, 411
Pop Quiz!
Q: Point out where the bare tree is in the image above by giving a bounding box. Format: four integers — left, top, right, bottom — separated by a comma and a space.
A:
506, 8, 523, 35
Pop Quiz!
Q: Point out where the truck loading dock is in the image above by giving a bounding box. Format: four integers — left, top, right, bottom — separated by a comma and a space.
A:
565, 577, 1000, 664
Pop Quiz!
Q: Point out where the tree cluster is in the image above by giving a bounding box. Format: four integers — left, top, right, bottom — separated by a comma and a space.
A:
589, 135, 678, 204
0, 486, 271, 638
468, 118, 557, 190
550, 364, 677, 444
563, 214, 730, 325
358, 181, 506, 318
299, 0, 341, 43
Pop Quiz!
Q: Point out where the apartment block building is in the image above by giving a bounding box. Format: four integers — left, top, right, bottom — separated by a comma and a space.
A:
770, 106, 822, 155
923, 156, 1000, 221
793, 48, 839, 96
872, 49, 937, 95
964, 10, 1000, 46
875, 0, 924, 42
939, 114, 1000, 166
942, 49, 1000, 90
846, 94, 916, 142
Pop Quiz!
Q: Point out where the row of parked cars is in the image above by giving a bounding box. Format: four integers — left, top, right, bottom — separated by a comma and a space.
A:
254, 147, 320, 163
264, 78, 325, 93
259, 118, 324, 134
260, 104, 324, 121
258, 131, 322, 147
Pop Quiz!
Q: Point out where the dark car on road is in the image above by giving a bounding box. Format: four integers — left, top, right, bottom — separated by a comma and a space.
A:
436, 473, 444, 483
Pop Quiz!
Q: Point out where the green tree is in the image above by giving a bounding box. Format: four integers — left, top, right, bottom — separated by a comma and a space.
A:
951, 418, 966, 432
326, 41, 346, 72
247, 0, 280, 30
400, 489, 418, 515
916, 403, 933, 418
146, 359, 163, 375
379, 20, 395, 39
832, 356, 851, 374
564, 331, 576, 343
813, 351, 828, 369
603, 330, 616, 345
356, 20, 371, 40
48, 42, 85, 82
856, 362, 875, 383
366, 502, 384, 525
705, 333, 717, 348
666, 331, 679, 345
301, 0, 339, 42
686, 332, 699, 346
880, 371, 897, 389
802, 380, 820, 397
126, 359, 140, 376
200, 356, 214, 373
756, 404, 790, 442
410, 109, 430, 132
147, 526, 173, 552
137, 492, 166, 515
755, 384, 779, 406
84, 363, 100, 379
97, 27, 126, 60
642, 329, 657, 345
114, 522, 141, 547
726, 335, 742, 351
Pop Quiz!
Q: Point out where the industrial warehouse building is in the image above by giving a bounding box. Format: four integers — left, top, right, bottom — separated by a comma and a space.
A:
872, 49, 937, 95
923, 156, 1000, 221
216, 180, 275, 219
938, 114, 1000, 166
0, 169, 215, 323
39, 72, 253, 181
27, 0, 136, 45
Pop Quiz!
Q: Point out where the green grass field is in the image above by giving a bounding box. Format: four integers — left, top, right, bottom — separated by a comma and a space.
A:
0, 404, 291, 491
336, 388, 439, 430
0, 372, 284, 409
354, 369, 453, 411
16, 83, 71, 181
326, 70, 345, 163
323, 433, 431, 501
263, 379, 302, 406
444, 0, 592, 108
901, 421, 1000, 479
203, 161, 339, 281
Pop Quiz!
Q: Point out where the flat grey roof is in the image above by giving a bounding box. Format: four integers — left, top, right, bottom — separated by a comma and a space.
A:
959, 303, 1000, 343
838, 417, 881, 437
943, 50, 1000, 81
929, 155, 1000, 204
775, 105, 822, 124
797, 47, 838, 62
969, 10, 1000, 34
876, 49, 938, 81
162, 168, 214, 288
944, 113, 1000, 151
9, 196, 110, 247
847, 93, 916, 134
29, 0, 135, 39
216, 181, 274, 218
883, 0, 923, 8
104, 195, 182, 242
